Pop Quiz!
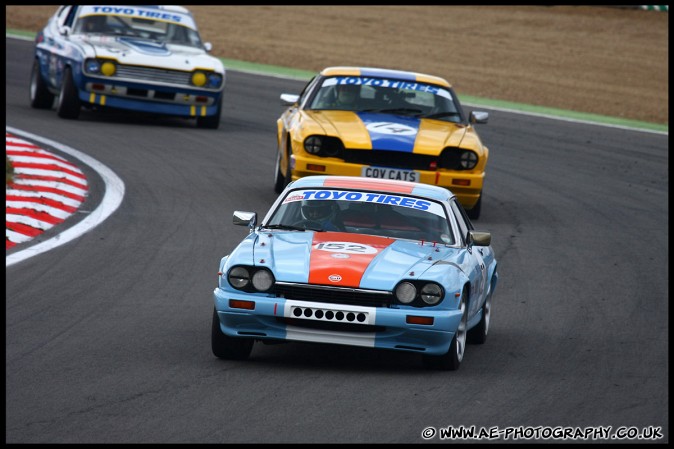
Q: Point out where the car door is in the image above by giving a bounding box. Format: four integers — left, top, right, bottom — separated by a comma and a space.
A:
449, 199, 488, 318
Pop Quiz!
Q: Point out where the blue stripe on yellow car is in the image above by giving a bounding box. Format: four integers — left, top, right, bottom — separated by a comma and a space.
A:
356, 112, 420, 152
359, 67, 417, 81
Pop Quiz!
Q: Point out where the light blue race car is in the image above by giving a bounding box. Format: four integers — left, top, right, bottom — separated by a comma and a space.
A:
29, 5, 225, 128
212, 176, 498, 370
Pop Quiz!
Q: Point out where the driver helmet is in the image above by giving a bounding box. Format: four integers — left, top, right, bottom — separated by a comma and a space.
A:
301, 200, 335, 221
335, 83, 360, 105
83, 15, 107, 32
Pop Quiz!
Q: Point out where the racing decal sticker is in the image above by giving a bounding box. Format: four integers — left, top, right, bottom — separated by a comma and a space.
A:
356, 112, 420, 152
365, 121, 417, 136
314, 241, 378, 254
282, 188, 445, 216
80, 6, 196, 28
326, 76, 440, 95
308, 232, 394, 287
283, 188, 446, 216
331, 253, 350, 259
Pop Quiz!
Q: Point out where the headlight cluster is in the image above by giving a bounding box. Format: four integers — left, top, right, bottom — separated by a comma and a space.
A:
439, 148, 479, 170
227, 266, 275, 292
83, 58, 223, 89
394, 280, 444, 307
191, 71, 223, 89
303, 135, 344, 157
459, 150, 478, 169
84, 58, 117, 76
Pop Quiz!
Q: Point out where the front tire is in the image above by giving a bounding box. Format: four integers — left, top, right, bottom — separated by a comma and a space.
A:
422, 288, 468, 371
29, 59, 54, 109
211, 308, 254, 360
56, 67, 81, 119
467, 290, 492, 344
273, 146, 290, 193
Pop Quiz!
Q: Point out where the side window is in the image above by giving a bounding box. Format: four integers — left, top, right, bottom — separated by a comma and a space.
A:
449, 199, 472, 245
56, 6, 72, 28
58, 6, 78, 29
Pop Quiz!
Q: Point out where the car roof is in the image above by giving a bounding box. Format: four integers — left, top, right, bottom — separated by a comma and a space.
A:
319, 66, 451, 88
289, 176, 454, 203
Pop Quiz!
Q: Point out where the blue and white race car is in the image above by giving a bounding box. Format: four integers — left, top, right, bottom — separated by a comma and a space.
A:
29, 5, 226, 128
212, 176, 499, 370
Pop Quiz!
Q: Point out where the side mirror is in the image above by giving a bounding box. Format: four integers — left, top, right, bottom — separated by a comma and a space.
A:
469, 111, 489, 124
203, 42, 212, 52
233, 211, 257, 233
468, 230, 491, 247
280, 93, 299, 107
59, 25, 71, 36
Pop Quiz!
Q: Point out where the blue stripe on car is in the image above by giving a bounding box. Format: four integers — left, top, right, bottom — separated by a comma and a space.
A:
359, 68, 417, 81
356, 112, 420, 153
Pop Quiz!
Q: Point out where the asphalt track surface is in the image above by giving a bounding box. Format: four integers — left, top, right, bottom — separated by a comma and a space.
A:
5, 37, 669, 443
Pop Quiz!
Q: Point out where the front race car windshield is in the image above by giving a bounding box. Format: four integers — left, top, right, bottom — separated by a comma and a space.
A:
73, 10, 204, 48
307, 76, 462, 122
266, 188, 455, 244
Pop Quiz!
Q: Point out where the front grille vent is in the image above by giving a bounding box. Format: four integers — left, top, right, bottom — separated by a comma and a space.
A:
114, 65, 192, 86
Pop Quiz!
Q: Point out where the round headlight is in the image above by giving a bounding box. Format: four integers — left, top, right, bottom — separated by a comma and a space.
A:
192, 71, 207, 87
252, 269, 274, 292
228, 266, 250, 289
85, 59, 101, 74
304, 136, 322, 154
101, 61, 116, 76
207, 73, 223, 88
420, 283, 443, 305
323, 143, 340, 157
459, 151, 478, 169
395, 282, 416, 304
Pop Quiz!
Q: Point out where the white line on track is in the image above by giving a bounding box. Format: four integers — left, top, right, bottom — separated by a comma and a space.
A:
6, 127, 126, 267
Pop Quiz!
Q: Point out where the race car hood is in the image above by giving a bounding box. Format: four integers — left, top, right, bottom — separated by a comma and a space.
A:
242, 230, 464, 290
72, 35, 223, 71
303, 110, 467, 153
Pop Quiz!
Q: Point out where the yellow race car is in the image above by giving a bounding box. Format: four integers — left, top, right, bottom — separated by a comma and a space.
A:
274, 66, 490, 219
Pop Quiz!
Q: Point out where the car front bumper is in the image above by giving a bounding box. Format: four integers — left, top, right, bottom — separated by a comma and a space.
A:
214, 287, 463, 356
76, 83, 221, 118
